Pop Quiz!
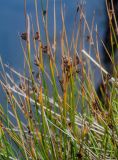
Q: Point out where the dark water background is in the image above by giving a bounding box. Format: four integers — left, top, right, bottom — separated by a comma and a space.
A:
0, 0, 105, 105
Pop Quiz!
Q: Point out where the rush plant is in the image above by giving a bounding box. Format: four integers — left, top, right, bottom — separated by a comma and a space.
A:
0, 0, 118, 159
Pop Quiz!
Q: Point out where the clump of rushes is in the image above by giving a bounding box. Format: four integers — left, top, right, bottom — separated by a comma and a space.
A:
0, 0, 118, 159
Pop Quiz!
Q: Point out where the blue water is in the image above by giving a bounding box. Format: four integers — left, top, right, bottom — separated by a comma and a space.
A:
0, 0, 105, 104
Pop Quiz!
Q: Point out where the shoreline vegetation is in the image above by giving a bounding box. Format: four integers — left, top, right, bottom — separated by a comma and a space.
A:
0, 1, 118, 159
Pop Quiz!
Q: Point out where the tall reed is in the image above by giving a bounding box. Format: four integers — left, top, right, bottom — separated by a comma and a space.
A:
0, 0, 118, 159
